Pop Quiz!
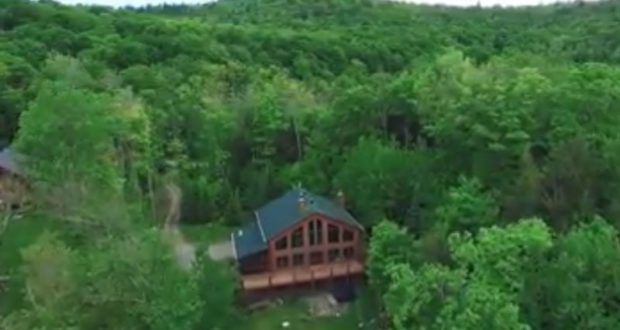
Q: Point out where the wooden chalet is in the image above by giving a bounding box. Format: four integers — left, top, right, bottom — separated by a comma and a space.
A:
231, 188, 365, 293
0, 148, 28, 210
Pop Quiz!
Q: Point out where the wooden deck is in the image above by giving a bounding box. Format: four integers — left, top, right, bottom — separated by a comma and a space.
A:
241, 261, 364, 290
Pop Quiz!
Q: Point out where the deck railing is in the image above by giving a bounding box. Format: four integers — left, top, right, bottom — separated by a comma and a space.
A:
241, 260, 364, 290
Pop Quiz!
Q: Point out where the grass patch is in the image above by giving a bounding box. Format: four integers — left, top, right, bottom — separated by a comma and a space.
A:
180, 222, 231, 249
242, 299, 359, 330
0, 213, 59, 314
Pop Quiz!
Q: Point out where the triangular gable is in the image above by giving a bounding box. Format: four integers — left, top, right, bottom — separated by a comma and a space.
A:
256, 188, 362, 240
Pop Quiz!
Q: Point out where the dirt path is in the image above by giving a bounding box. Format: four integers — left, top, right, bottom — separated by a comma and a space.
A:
160, 181, 196, 271
165, 227, 196, 271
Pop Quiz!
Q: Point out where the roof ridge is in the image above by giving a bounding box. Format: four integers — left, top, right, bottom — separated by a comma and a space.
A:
254, 210, 267, 242
230, 232, 238, 260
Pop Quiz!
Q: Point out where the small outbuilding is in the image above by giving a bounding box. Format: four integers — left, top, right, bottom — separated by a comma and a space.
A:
0, 148, 28, 210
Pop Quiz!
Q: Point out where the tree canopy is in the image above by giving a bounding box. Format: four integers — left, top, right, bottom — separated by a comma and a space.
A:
2, 0, 620, 328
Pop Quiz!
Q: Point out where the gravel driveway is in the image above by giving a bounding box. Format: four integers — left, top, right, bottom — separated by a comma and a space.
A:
208, 240, 233, 261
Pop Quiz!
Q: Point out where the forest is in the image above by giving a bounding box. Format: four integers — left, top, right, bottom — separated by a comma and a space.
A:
2, 0, 620, 328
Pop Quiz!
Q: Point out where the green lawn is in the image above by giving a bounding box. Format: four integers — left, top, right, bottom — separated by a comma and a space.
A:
242, 299, 357, 330
179, 222, 232, 250
241, 287, 380, 330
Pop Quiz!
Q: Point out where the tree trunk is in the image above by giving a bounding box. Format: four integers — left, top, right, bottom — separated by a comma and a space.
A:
293, 117, 303, 161
148, 171, 156, 221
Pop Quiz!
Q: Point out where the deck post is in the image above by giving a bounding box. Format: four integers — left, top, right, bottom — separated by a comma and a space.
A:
347, 262, 351, 282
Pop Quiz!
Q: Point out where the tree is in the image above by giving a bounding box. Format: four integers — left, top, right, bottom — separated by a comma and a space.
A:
3, 229, 205, 330
435, 176, 499, 233
15, 81, 121, 191
335, 138, 435, 226
522, 218, 620, 329
377, 219, 552, 330
14, 81, 132, 238
414, 51, 548, 187
1, 232, 76, 330
367, 220, 415, 292
194, 254, 239, 330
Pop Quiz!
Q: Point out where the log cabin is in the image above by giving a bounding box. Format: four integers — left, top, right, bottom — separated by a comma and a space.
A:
231, 187, 365, 294
0, 148, 28, 210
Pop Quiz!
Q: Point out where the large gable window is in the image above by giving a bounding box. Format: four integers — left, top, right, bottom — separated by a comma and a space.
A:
275, 236, 288, 250
328, 248, 341, 262
343, 247, 354, 260
310, 251, 324, 265
328, 224, 340, 243
292, 227, 304, 248
293, 253, 304, 266
309, 219, 323, 246
276, 256, 289, 268
343, 229, 354, 242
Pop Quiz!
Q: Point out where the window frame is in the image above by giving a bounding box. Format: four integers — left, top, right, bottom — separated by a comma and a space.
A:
343, 229, 354, 242
328, 223, 340, 244
292, 253, 304, 267
343, 247, 354, 260
291, 227, 304, 248
310, 251, 324, 265
328, 248, 341, 262
275, 236, 288, 250
276, 256, 289, 268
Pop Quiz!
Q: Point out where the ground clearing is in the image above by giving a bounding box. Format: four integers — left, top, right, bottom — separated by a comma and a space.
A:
180, 222, 231, 251
181, 222, 382, 330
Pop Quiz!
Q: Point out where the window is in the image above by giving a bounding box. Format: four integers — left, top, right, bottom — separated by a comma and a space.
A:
343, 229, 354, 242
310, 251, 324, 265
343, 247, 354, 260
293, 253, 304, 266
309, 219, 323, 246
292, 227, 304, 248
309, 220, 316, 245
276, 256, 289, 268
316, 219, 323, 244
328, 224, 340, 243
328, 249, 341, 262
275, 236, 288, 250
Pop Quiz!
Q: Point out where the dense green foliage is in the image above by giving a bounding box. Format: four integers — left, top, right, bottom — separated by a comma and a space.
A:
2, 0, 620, 328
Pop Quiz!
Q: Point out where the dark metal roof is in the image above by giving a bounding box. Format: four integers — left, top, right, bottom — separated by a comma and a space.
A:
232, 220, 267, 260
0, 148, 20, 175
232, 188, 363, 260
257, 188, 362, 239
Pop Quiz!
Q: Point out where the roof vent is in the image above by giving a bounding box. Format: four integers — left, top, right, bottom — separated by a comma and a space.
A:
237, 229, 243, 236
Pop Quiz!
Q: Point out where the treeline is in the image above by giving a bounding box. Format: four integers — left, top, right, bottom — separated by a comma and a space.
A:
2, 0, 620, 226
2, 0, 620, 328
368, 217, 620, 329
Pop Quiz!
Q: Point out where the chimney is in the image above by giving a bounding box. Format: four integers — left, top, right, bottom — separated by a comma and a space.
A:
298, 196, 305, 212
298, 189, 306, 212
336, 190, 346, 209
